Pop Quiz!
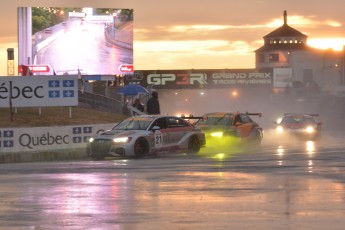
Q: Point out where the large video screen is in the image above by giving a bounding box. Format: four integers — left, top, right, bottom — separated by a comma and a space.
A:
18, 7, 133, 76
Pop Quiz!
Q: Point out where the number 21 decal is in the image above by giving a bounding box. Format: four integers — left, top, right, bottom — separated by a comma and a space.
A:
154, 131, 163, 147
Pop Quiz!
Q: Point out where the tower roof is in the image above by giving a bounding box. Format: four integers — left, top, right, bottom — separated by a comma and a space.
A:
263, 11, 307, 39
255, 43, 312, 52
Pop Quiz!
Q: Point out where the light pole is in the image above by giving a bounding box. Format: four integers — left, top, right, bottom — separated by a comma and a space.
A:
321, 63, 339, 92
340, 46, 345, 86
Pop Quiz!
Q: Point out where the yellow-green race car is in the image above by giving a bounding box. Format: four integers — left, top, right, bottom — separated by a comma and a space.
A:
194, 112, 263, 146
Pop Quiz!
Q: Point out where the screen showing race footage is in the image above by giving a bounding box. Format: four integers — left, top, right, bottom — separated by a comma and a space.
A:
18, 7, 133, 75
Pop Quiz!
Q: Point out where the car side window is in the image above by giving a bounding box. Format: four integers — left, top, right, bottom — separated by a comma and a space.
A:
240, 115, 252, 123
151, 118, 167, 130
167, 117, 189, 128
234, 115, 241, 124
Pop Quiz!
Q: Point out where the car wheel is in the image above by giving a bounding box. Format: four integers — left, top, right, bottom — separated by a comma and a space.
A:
188, 135, 200, 153
249, 129, 262, 145
134, 138, 149, 158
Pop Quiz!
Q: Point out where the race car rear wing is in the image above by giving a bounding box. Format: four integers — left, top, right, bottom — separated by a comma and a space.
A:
246, 112, 262, 117
182, 113, 263, 120
284, 113, 319, 117
180, 114, 203, 120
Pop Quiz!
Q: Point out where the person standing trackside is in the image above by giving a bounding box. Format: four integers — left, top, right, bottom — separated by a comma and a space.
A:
146, 91, 160, 115
132, 98, 145, 116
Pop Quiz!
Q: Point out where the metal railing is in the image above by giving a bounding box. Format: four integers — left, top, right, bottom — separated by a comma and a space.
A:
78, 91, 124, 114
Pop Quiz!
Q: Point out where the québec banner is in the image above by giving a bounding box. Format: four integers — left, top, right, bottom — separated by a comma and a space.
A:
0, 75, 78, 108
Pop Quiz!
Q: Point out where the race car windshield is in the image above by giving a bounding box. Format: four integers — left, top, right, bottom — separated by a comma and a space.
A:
282, 117, 316, 125
113, 118, 153, 130
197, 116, 232, 125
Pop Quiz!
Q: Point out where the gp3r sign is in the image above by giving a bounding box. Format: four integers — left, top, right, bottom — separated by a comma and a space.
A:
0, 76, 78, 107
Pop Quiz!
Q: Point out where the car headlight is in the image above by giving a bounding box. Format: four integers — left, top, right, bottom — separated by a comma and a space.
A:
210, 132, 223, 137
276, 117, 283, 124
276, 126, 284, 133
305, 126, 314, 133
113, 137, 131, 143
89, 137, 94, 143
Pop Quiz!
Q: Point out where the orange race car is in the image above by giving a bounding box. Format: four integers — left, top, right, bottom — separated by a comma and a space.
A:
193, 112, 264, 145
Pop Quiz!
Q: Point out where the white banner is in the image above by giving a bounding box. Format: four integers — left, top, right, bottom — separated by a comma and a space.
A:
0, 76, 78, 107
0, 123, 115, 153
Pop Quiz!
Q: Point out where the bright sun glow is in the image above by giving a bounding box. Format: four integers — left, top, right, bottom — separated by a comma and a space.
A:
307, 38, 345, 51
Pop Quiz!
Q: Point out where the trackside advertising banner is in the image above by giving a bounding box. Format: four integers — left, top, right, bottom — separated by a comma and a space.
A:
0, 124, 113, 153
0, 75, 78, 107
124, 69, 273, 89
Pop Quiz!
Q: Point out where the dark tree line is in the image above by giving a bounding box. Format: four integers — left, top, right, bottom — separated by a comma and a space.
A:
31, 7, 133, 35
32, 7, 82, 34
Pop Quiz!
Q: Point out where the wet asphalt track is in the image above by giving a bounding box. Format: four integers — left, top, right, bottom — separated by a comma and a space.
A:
0, 130, 345, 230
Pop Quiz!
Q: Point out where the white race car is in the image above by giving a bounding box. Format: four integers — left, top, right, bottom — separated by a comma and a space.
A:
88, 115, 206, 159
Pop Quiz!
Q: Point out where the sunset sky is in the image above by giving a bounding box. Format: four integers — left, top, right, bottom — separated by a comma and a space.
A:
1, 0, 345, 75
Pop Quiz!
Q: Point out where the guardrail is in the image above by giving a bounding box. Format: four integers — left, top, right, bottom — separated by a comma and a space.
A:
104, 21, 133, 50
